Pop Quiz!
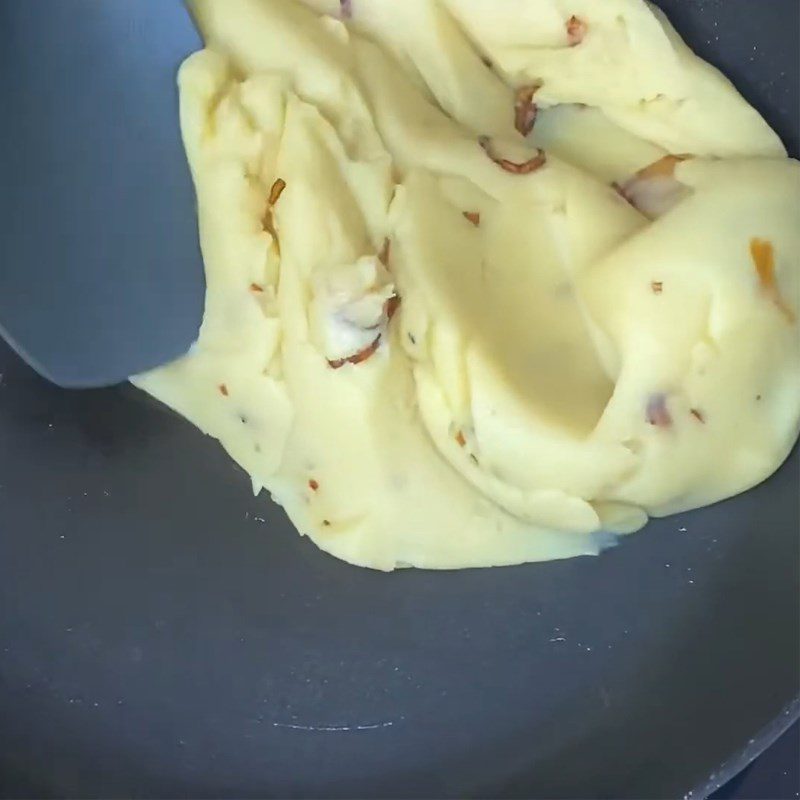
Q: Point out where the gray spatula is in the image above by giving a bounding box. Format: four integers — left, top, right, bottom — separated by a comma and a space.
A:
0, 0, 204, 388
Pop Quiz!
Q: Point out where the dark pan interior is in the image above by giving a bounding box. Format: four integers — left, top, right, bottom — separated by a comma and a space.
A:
0, 1, 798, 797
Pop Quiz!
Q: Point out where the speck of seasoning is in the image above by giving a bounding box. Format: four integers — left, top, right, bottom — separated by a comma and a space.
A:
308, 479, 319, 492
690, 408, 706, 423
250, 283, 264, 293
408, 333, 416, 345
218, 384, 229, 397
481, 55, 493, 68
469, 453, 479, 465
651, 280, 663, 294
646, 393, 672, 428
462, 211, 481, 227
254, 444, 261, 453
322, 519, 331, 527
455, 430, 467, 447
268, 178, 286, 205
756, 394, 762, 401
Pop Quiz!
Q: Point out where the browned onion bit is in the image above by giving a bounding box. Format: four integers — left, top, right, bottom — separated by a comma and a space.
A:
479, 136, 547, 175
463, 211, 481, 227
635, 154, 690, 180
646, 393, 672, 428
614, 154, 692, 215
249, 282, 264, 293
327, 335, 381, 369
218, 384, 229, 397
651, 281, 663, 294
567, 15, 587, 46
384, 293, 401, 321
268, 178, 286, 206
514, 84, 540, 136
308, 478, 319, 491
455, 430, 467, 447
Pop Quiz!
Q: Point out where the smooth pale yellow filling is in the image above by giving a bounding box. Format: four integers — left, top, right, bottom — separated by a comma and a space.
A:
133, 0, 800, 570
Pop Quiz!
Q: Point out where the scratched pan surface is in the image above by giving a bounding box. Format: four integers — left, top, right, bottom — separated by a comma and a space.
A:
0, 1, 798, 798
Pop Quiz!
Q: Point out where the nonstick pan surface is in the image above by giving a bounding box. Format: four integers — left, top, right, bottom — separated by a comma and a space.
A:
0, 1, 798, 797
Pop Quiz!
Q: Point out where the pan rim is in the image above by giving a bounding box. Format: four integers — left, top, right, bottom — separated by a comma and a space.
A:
694, 697, 800, 799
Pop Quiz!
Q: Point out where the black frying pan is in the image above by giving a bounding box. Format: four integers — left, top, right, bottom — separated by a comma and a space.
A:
0, 1, 798, 797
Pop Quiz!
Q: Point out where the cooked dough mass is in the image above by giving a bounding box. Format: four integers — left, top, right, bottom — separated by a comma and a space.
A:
134, 0, 800, 570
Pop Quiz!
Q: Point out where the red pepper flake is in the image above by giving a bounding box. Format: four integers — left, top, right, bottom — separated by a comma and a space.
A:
378, 238, 391, 267
249, 282, 264, 293
651, 281, 663, 294
479, 136, 547, 175
455, 430, 467, 447
339, 0, 352, 19
750, 237, 796, 323
690, 408, 706, 424
268, 178, 286, 206
567, 15, 587, 46
384, 293, 401, 321
308, 478, 319, 492
218, 384, 229, 397
514, 83, 541, 137
462, 211, 481, 227
327, 335, 381, 369
645, 393, 672, 428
